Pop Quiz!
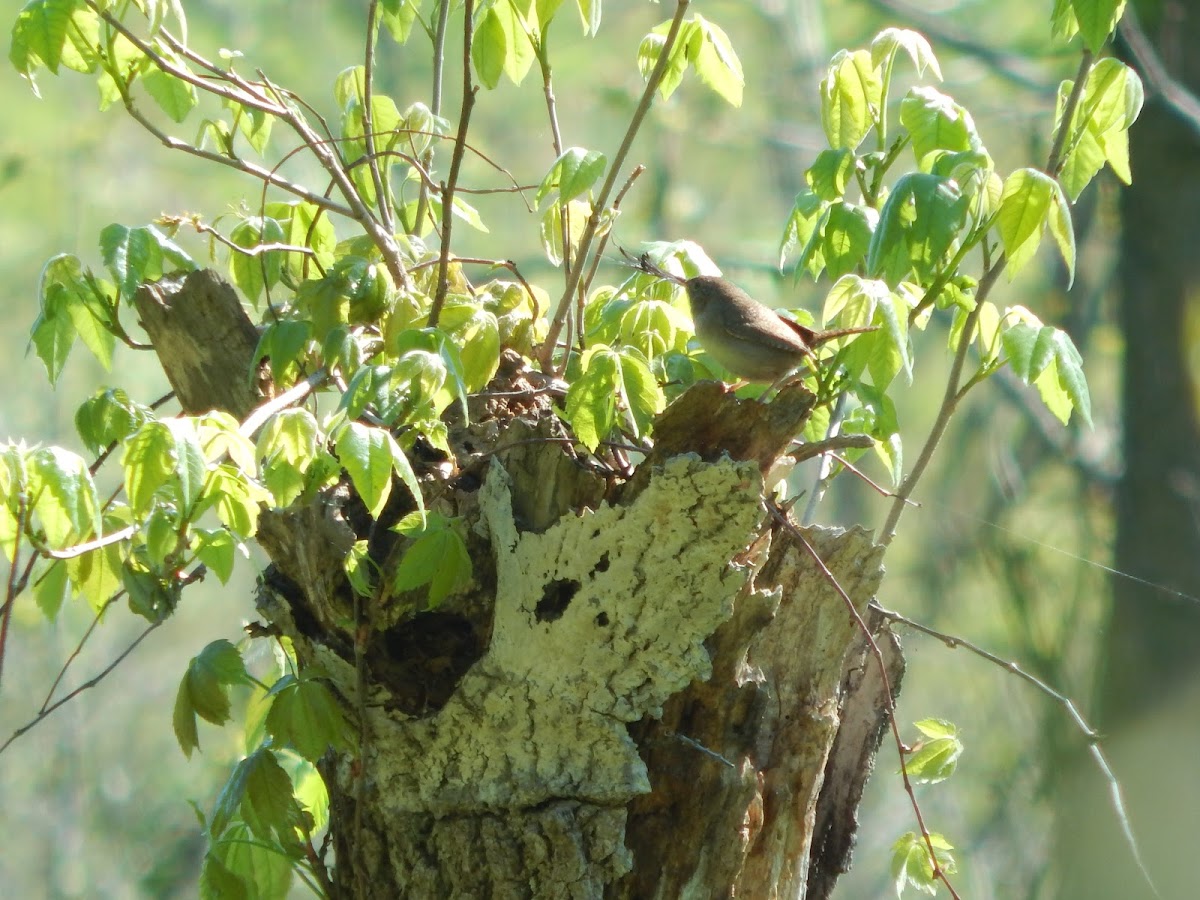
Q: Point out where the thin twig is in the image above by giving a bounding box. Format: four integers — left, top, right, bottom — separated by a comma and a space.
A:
0, 620, 161, 757
118, 91, 355, 217
872, 601, 1161, 898
416, 0, 453, 233
38, 595, 121, 713
579, 164, 647, 309
533, 20, 573, 293
429, 0, 478, 327
43, 526, 136, 560
0, 498, 27, 689
105, 6, 409, 287
362, 0, 395, 235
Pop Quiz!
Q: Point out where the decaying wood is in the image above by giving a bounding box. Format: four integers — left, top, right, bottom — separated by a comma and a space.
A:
133, 269, 265, 418
145, 269, 903, 899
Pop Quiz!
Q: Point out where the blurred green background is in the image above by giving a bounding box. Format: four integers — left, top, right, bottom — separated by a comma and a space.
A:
1, 1, 1194, 897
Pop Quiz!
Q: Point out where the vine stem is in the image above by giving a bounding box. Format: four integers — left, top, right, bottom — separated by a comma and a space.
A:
538, 0, 692, 372
429, 0, 478, 327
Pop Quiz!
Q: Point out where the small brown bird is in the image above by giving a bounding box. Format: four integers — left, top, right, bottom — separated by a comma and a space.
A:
626, 251, 876, 384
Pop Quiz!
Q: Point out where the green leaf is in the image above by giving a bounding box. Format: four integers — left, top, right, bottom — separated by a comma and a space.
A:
98, 223, 193, 302
638, 21, 691, 100
143, 68, 198, 122
228, 216, 286, 304
1052, 0, 1079, 42
779, 190, 828, 275
258, 408, 320, 470
168, 419, 208, 513
1057, 58, 1143, 199
207, 822, 293, 899
265, 674, 353, 763
266, 200, 337, 280
806, 149, 855, 202
191, 528, 238, 584
997, 168, 1071, 279
1000, 319, 1092, 427
914, 717, 958, 739
823, 275, 908, 387
27, 446, 99, 549
30, 280, 77, 385
492, 0, 536, 85
32, 557, 69, 620
205, 464, 269, 538
334, 422, 397, 518
1070, 0, 1126, 53
391, 513, 473, 606
62, 281, 116, 371
199, 853, 251, 900
904, 719, 963, 785
254, 319, 312, 388
822, 202, 876, 279
343, 539, 375, 597
379, 0, 420, 44
575, 0, 601, 35
563, 345, 621, 451
65, 542, 123, 612
230, 100, 273, 156
871, 27, 942, 81
211, 748, 298, 843
891, 831, 957, 897
100, 223, 156, 301
867, 173, 968, 285
143, 504, 179, 567
1047, 331, 1091, 427
1046, 178, 1076, 287
536, 0, 566, 35
899, 86, 983, 165
688, 14, 744, 107
120, 424, 172, 515
536, 147, 608, 207
195, 411, 257, 472
287, 754, 329, 831
539, 199, 591, 268
616, 297, 691, 359
618, 347, 665, 438
257, 408, 321, 506
438, 302, 502, 392
472, 6, 506, 90
173, 639, 250, 757
820, 49, 881, 151
9, 0, 82, 77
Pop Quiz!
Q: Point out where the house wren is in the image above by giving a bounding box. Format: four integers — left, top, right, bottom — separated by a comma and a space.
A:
627, 252, 876, 383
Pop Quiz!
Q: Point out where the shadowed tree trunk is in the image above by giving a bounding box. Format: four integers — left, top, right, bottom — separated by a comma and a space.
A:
1055, 6, 1200, 898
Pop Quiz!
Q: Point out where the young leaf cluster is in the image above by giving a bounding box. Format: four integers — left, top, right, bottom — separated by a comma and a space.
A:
890, 718, 965, 897
173, 638, 349, 898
